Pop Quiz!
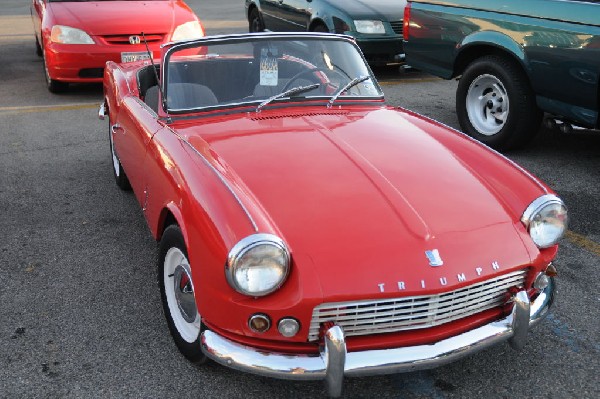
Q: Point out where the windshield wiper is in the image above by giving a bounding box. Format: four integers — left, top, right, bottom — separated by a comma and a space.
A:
327, 75, 370, 108
256, 83, 320, 113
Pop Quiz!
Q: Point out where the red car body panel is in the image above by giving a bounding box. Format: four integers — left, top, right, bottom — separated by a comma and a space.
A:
103, 55, 558, 353
31, 0, 202, 83
100, 32, 564, 375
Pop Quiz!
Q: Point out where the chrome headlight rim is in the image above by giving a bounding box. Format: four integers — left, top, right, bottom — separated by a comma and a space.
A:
521, 194, 568, 248
226, 233, 290, 297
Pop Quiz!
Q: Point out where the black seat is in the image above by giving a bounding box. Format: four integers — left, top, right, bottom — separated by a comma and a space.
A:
144, 83, 218, 113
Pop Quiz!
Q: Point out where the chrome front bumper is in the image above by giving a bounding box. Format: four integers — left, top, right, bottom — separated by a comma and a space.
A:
201, 280, 555, 397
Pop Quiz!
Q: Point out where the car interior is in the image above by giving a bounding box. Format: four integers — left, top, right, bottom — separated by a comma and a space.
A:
136, 57, 329, 114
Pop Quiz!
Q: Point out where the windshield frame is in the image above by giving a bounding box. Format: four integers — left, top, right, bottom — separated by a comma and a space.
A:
160, 32, 385, 115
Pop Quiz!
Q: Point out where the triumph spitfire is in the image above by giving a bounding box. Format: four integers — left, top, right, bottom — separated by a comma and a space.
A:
99, 32, 567, 397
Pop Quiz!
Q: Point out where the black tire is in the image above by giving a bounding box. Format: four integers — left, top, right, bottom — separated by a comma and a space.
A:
456, 55, 542, 151
42, 46, 68, 93
108, 119, 131, 190
35, 37, 42, 57
158, 225, 207, 363
248, 8, 264, 33
310, 23, 329, 33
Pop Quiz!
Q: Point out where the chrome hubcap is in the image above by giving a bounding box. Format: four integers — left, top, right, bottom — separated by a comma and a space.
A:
465, 74, 509, 136
173, 265, 197, 323
164, 247, 201, 343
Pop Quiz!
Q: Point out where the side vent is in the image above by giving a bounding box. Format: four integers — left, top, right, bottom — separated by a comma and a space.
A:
250, 111, 349, 121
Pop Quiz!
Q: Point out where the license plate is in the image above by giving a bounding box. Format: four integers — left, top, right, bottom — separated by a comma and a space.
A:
121, 51, 151, 63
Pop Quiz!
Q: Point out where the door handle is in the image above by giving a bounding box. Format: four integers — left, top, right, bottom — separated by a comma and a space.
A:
111, 124, 124, 134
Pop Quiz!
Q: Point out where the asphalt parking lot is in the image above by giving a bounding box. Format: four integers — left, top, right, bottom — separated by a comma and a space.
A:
1, 0, 598, 398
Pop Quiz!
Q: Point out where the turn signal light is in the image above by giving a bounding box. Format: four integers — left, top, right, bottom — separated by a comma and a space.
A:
545, 263, 558, 277
248, 314, 271, 333
278, 318, 300, 337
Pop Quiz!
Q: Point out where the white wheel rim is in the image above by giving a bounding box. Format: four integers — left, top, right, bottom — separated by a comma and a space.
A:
465, 74, 509, 136
164, 247, 201, 343
109, 129, 120, 177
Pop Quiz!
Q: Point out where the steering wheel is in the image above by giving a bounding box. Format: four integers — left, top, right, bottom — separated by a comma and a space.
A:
281, 67, 347, 93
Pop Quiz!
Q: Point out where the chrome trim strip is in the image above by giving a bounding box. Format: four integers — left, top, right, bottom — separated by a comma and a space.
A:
201, 279, 555, 388
162, 32, 357, 50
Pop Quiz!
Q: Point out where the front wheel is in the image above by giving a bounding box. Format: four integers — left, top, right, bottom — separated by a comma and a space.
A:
310, 23, 329, 33
158, 225, 206, 363
456, 55, 542, 151
248, 8, 264, 33
42, 46, 68, 93
108, 121, 131, 190
35, 37, 42, 57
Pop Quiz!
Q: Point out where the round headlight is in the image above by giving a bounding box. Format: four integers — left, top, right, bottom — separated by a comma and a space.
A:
226, 234, 290, 296
521, 194, 568, 248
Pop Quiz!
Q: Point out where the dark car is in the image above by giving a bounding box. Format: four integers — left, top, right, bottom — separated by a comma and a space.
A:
245, 0, 407, 66
403, 0, 600, 150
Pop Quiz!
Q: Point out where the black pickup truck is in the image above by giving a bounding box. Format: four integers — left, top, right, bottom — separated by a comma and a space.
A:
403, 0, 600, 150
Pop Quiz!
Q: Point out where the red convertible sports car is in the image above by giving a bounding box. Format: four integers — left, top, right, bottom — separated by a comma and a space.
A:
31, 0, 204, 92
100, 32, 567, 397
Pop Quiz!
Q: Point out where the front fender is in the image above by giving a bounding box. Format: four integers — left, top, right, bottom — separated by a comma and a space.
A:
310, 4, 350, 32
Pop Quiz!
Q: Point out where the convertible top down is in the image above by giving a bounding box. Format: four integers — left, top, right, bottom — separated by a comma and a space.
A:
100, 32, 567, 397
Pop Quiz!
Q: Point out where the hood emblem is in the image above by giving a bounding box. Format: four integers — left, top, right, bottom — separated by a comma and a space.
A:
129, 35, 141, 45
425, 249, 443, 267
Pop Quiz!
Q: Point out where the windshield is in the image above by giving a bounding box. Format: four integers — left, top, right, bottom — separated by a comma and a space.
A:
163, 34, 383, 113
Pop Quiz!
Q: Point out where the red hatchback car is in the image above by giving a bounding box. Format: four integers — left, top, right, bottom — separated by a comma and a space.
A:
31, 0, 204, 92
100, 33, 567, 397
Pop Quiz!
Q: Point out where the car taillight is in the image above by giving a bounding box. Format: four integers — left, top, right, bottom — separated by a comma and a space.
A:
403, 3, 411, 41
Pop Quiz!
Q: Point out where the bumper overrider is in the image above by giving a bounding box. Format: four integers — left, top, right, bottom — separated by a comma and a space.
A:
201, 280, 555, 397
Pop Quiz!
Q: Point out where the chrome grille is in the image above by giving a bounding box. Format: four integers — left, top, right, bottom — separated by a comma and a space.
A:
389, 21, 403, 35
308, 270, 526, 341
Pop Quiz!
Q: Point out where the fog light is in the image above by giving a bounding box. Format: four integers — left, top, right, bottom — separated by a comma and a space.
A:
248, 314, 271, 333
278, 318, 300, 337
533, 272, 550, 290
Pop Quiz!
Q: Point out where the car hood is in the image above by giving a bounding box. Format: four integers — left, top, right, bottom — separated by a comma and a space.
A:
329, 0, 407, 21
180, 107, 535, 300
48, 1, 179, 36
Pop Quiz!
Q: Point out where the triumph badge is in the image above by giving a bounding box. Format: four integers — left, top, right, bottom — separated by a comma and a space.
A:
425, 249, 443, 267
129, 35, 141, 45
